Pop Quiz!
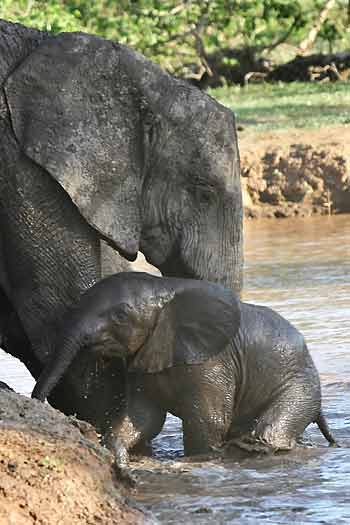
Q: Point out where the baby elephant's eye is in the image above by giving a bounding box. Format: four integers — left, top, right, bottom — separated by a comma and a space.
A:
109, 307, 129, 323
117, 311, 129, 321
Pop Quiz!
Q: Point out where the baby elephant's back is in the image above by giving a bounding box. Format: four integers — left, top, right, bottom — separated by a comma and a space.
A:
236, 302, 320, 413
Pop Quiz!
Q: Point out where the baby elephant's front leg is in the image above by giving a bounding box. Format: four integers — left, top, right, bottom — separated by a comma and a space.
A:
104, 383, 167, 486
104, 415, 142, 487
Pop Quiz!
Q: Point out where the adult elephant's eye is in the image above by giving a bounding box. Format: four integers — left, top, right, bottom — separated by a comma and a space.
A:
192, 183, 214, 205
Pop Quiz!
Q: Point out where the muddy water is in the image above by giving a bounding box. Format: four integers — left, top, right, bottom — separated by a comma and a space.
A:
1, 215, 350, 524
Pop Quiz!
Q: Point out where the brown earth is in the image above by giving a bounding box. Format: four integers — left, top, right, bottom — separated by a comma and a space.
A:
239, 126, 350, 219
0, 390, 151, 525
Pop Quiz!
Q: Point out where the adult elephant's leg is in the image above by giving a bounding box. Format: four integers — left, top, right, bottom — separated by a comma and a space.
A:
0, 381, 13, 391
0, 247, 39, 380
0, 287, 41, 379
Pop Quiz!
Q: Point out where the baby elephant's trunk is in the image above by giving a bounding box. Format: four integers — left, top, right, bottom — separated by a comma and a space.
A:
31, 335, 79, 401
315, 412, 339, 447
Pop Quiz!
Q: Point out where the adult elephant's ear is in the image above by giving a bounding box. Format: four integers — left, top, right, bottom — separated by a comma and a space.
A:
4, 33, 141, 259
130, 287, 241, 373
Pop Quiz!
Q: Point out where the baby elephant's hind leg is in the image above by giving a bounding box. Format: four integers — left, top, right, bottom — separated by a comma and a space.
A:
232, 383, 321, 453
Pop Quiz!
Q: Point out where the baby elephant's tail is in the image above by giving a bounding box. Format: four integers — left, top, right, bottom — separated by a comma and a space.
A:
315, 412, 339, 447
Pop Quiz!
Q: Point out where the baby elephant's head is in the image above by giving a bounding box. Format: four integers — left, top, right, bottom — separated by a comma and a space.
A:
32, 274, 241, 401
98, 290, 175, 359
98, 281, 241, 375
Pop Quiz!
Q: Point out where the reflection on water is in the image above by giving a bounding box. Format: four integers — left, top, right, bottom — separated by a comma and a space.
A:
1, 214, 350, 523
243, 215, 350, 386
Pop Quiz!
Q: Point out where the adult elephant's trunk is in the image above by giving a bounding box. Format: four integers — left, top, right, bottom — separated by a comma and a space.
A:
158, 189, 243, 295
203, 137, 244, 295
205, 195, 243, 294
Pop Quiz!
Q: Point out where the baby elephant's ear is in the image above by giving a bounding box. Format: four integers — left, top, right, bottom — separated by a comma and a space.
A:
129, 287, 240, 374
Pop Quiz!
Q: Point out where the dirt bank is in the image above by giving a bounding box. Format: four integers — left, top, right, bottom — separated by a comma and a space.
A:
239, 126, 350, 219
0, 390, 150, 525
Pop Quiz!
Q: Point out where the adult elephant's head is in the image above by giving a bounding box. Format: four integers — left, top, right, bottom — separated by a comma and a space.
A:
5, 32, 243, 293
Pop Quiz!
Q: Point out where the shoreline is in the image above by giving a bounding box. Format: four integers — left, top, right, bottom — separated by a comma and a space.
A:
239, 125, 350, 219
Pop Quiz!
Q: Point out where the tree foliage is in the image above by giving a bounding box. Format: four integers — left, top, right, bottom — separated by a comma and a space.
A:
1, 1, 349, 79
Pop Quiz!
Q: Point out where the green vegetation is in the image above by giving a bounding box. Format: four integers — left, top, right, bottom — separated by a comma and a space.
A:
1, 1, 350, 130
1, 1, 350, 78
212, 81, 350, 132
0, 0, 84, 33
0, 0, 350, 131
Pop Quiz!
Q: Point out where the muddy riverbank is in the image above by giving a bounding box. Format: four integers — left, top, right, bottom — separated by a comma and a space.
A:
240, 126, 350, 219
0, 390, 150, 525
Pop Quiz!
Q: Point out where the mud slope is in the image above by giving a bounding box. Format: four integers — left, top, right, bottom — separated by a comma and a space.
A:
0, 390, 150, 525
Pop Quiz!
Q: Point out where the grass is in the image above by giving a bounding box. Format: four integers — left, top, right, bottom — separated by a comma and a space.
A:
210, 82, 350, 133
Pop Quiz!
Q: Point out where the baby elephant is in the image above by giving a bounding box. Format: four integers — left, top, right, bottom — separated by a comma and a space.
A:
32, 272, 336, 475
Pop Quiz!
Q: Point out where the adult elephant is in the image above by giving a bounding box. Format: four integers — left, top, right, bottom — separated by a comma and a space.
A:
0, 20, 243, 430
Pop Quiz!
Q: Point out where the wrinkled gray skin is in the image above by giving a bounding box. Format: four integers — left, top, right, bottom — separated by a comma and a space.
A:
0, 21, 242, 429
32, 273, 337, 480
